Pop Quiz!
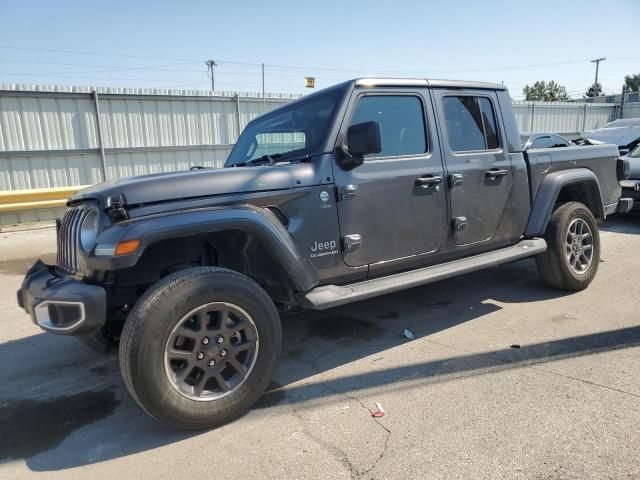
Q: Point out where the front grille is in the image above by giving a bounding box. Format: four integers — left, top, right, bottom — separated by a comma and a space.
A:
56, 207, 87, 275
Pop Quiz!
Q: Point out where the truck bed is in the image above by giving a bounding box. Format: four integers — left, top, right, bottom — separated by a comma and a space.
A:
524, 144, 621, 211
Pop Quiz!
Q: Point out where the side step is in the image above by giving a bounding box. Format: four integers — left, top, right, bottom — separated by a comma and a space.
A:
301, 238, 547, 310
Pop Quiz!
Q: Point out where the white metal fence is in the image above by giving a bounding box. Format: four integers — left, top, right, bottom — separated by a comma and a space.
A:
622, 102, 640, 120
512, 101, 620, 137
0, 83, 638, 224
0, 84, 301, 193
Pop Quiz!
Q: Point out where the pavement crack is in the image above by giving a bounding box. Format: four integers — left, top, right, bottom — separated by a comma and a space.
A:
289, 404, 359, 479
289, 350, 393, 478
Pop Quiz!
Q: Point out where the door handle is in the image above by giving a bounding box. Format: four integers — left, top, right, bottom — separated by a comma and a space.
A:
485, 169, 509, 179
415, 176, 442, 188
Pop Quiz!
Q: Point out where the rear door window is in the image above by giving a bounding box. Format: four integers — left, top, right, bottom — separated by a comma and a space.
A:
443, 96, 501, 152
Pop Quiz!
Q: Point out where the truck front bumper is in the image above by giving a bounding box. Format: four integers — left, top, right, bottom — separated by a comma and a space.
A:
620, 180, 640, 211
17, 260, 106, 335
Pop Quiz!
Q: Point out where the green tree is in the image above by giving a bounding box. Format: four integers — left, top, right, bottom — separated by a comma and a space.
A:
522, 81, 570, 101
584, 82, 603, 98
624, 74, 640, 92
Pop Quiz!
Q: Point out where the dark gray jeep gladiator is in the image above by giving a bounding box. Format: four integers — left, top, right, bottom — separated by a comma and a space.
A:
17, 78, 632, 429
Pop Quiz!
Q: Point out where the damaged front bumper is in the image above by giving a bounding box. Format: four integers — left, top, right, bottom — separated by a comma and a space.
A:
17, 260, 106, 335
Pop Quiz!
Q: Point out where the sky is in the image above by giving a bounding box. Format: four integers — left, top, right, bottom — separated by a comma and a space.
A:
0, 0, 638, 99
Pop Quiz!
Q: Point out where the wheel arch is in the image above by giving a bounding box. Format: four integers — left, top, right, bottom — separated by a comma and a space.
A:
88, 205, 319, 295
525, 168, 604, 237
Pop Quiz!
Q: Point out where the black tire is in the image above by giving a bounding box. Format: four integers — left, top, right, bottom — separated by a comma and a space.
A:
119, 267, 282, 430
535, 201, 600, 291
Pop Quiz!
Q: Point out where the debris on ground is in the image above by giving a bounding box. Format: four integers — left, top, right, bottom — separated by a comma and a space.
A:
372, 403, 385, 418
402, 329, 415, 340
510, 344, 521, 349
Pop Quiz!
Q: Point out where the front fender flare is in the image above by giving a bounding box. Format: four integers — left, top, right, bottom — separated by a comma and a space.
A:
87, 205, 319, 292
525, 168, 604, 237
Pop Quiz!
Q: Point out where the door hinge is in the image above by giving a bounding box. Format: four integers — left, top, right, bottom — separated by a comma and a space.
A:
449, 173, 463, 187
343, 234, 362, 253
338, 184, 358, 201
107, 194, 128, 221
452, 217, 467, 232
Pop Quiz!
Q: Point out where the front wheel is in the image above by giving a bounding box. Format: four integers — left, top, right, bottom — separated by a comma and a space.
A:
119, 267, 282, 430
535, 201, 600, 291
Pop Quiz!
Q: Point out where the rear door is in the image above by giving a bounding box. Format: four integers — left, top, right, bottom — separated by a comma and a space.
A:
434, 90, 513, 245
333, 89, 447, 267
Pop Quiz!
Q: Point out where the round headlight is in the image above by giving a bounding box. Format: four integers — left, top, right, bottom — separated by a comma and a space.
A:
80, 209, 99, 251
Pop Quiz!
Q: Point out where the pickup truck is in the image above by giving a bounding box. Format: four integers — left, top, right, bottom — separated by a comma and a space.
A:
17, 78, 631, 430
619, 144, 640, 210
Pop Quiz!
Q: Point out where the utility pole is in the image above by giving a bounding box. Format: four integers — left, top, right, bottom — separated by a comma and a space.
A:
206, 59, 217, 92
620, 84, 627, 119
590, 57, 606, 97
261, 63, 265, 104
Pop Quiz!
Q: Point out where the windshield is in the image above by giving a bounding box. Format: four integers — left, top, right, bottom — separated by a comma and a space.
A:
630, 144, 640, 158
225, 89, 342, 166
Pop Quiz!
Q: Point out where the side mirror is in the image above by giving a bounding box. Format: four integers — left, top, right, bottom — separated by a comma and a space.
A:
337, 121, 381, 170
347, 121, 381, 156
619, 148, 630, 156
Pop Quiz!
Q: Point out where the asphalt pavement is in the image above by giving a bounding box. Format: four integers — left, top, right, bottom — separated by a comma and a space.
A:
1, 216, 639, 479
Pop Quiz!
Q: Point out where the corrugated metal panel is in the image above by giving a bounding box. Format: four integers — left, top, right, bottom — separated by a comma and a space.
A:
623, 102, 640, 119
0, 85, 295, 194
104, 146, 232, 179
0, 205, 67, 227
0, 83, 303, 99
0, 151, 103, 190
512, 101, 617, 134
0, 94, 97, 151
98, 97, 239, 148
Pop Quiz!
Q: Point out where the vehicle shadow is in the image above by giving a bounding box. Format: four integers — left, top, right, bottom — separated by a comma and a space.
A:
1, 256, 638, 471
600, 212, 640, 235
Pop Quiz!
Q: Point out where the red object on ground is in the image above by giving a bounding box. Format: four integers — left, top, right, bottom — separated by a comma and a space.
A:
371, 402, 385, 417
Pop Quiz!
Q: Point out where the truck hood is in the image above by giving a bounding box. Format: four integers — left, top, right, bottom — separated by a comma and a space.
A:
582, 125, 640, 147
70, 164, 318, 207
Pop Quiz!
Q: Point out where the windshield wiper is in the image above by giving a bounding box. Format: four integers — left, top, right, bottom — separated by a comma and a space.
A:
235, 153, 313, 167
236, 154, 281, 167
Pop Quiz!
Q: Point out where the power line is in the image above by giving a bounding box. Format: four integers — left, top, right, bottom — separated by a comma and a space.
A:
0, 44, 633, 95
0, 45, 265, 68
0, 59, 198, 75
0, 44, 203, 63
0, 45, 602, 76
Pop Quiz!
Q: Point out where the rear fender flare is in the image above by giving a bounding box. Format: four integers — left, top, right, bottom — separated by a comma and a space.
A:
525, 168, 604, 237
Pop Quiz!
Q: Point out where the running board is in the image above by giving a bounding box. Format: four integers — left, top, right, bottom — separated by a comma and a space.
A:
301, 238, 547, 310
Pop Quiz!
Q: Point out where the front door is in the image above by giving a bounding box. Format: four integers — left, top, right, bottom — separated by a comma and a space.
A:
434, 90, 513, 245
333, 89, 447, 267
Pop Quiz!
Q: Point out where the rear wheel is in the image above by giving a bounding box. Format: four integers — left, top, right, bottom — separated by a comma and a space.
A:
119, 267, 281, 430
535, 201, 600, 291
